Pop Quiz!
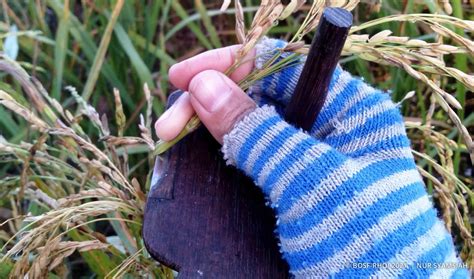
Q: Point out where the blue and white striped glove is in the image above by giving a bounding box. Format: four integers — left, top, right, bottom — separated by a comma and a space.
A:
221, 38, 469, 278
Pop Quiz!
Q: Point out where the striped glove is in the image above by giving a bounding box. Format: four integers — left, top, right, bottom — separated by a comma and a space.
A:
221, 38, 469, 278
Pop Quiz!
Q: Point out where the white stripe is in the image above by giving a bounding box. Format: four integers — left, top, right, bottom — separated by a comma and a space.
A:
281, 169, 422, 253
257, 132, 308, 186
223, 106, 276, 166
429, 251, 462, 279
243, 121, 287, 174
314, 83, 376, 138
280, 147, 414, 223
328, 99, 396, 138
269, 143, 332, 204
323, 70, 353, 109
293, 196, 432, 277
283, 62, 304, 100
374, 221, 449, 278
268, 70, 282, 100
362, 146, 414, 161
338, 123, 406, 154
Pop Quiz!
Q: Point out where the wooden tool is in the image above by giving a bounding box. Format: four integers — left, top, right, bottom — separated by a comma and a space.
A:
286, 7, 353, 129
143, 7, 352, 278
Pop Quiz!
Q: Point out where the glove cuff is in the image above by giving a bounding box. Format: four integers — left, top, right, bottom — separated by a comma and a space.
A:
222, 105, 280, 167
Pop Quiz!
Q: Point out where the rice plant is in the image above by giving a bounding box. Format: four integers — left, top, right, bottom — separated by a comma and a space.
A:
0, 0, 472, 277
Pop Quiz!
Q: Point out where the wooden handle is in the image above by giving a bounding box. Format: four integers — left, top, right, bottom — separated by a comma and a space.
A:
285, 7, 353, 130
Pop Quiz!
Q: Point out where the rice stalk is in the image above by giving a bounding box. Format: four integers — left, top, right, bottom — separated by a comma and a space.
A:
0, 53, 158, 276
81, 0, 124, 102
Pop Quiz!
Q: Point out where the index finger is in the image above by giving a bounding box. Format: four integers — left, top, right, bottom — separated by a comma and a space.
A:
169, 45, 256, 90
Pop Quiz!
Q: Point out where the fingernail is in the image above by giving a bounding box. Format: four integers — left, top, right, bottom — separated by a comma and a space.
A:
190, 71, 232, 113
155, 99, 178, 126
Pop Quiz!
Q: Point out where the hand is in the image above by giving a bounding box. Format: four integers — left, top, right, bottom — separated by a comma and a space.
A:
154, 38, 467, 278
154, 45, 257, 143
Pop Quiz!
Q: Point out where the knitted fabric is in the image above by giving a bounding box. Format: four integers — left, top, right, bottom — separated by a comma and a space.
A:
222, 38, 469, 278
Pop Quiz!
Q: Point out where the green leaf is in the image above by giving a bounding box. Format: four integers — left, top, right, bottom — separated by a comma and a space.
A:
128, 32, 175, 65
170, 1, 213, 49
113, 22, 154, 89
47, 0, 132, 106
81, 0, 125, 101
52, 1, 71, 99
195, 0, 222, 48
165, 6, 259, 41
452, 0, 468, 174
0, 257, 13, 278
68, 229, 121, 277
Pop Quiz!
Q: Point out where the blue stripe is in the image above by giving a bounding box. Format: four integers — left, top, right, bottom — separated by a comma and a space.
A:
261, 73, 273, 97
276, 147, 346, 214
259, 40, 287, 102
278, 157, 416, 238
324, 108, 404, 149
236, 116, 280, 170
254, 95, 282, 109
283, 181, 427, 271
260, 136, 316, 196
451, 267, 470, 278
346, 134, 411, 157
334, 205, 438, 278
312, 74, 361, 133
277, 63, 298, 103
336, 88, 393, 121
282, 63, 303, 101
249, 126, 294, 179
272, 71, 287, 103
275, 39, 286, 49
399, 235, 457, 278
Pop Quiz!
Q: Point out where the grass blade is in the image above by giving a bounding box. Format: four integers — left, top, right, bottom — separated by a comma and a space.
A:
68, 229, 120, 277
113, 22, 154, 89
165, 6, 259, 40
52, 0, 70, 99
47, 0, 132, 106
171, 1, 213, 49
128, 32, 175, 65
452, 0, 468, 174
195, 0, 222, 48
81, 0, 125, 101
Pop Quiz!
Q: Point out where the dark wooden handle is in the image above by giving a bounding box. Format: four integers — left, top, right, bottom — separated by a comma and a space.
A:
285, 7, 353, 130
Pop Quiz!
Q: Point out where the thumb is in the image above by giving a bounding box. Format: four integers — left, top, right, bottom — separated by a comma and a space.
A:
188, 70, 256, 143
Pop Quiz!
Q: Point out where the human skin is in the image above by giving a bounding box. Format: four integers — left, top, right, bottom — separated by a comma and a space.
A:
154, 46, 257, 143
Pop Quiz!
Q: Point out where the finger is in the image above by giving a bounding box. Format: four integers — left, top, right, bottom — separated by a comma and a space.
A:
169, 45, 256, 90
188, 70, 257, 143
154, 92, 195, 141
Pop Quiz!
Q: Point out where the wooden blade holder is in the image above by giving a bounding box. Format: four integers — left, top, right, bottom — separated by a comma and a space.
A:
143, 7, 352, 278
